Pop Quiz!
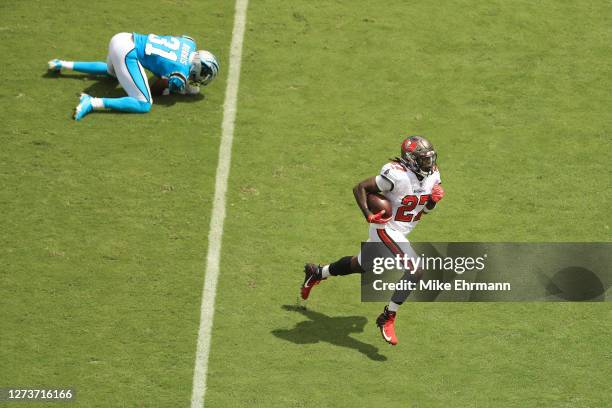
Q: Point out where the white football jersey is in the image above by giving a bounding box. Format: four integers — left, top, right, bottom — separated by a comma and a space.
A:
375, 161, 442, 235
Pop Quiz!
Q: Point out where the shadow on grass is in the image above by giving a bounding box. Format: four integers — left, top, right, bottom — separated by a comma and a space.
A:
272, 305, 387, 362
153, 92, 205, 107
42, 71, 123, 97
42, 71, 206, 106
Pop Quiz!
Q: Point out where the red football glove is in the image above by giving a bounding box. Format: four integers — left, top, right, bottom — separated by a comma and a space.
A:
431, 184, 445, 203
367, 210, 392, 224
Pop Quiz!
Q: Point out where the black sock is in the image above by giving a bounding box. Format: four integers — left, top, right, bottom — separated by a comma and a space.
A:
329, 256, 356, 276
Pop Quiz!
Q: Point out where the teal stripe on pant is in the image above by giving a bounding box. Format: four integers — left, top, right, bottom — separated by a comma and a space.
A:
124, 49, 150, 103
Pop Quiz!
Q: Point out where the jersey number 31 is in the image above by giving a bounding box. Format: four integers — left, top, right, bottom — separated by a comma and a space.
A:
145, 34, 180, 61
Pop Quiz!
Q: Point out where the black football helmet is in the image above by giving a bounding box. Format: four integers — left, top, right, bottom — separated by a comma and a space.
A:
398, 136, 437, 178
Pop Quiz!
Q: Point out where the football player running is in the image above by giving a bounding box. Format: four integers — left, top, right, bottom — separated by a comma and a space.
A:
47, 33, 219, 120
302, 136, 445, 346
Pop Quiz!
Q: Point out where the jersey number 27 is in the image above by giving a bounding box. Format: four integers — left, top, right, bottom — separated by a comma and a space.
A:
395, 194, 430, 222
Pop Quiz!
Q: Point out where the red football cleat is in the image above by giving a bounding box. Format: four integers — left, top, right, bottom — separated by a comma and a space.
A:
301, 263, 324, 300
376, 306, 398, 345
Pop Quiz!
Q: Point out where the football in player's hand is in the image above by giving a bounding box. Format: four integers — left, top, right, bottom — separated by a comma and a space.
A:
149, 77, 169, 96
367, 193, 392, 216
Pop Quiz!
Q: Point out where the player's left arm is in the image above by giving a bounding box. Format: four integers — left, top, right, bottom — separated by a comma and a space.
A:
167, 72, 187, 93
168, 72, 201, 95
425, 171, 444, 213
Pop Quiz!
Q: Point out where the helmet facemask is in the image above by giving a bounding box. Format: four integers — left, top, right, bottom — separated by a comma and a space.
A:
189, 63, 213, 85
399, 136, 437, 178
415, 150, 437, 177
189, 50, 219, 86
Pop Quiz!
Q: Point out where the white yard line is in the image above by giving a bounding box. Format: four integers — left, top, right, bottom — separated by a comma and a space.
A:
190, 1, 249, 406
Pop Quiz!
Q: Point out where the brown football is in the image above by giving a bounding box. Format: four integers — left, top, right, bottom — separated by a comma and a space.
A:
149, 77, 169, 96
367, 193, 392, 216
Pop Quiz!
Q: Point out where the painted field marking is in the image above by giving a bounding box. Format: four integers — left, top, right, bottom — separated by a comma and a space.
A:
190, 1, 249, 407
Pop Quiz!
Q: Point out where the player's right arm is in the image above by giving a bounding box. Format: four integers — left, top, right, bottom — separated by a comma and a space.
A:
354, 162, 402, 223
353, 176, 378, 220
353, 176, 391, 223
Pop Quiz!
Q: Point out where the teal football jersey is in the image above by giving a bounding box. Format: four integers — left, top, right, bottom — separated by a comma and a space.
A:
133, 33, 195, 83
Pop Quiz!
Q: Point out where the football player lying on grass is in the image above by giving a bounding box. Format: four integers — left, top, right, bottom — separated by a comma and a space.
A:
302, 135, 445, 346
48, 32, 219, 120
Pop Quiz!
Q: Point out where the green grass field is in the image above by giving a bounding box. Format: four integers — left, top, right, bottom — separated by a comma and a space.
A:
1, 0, 611, 407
